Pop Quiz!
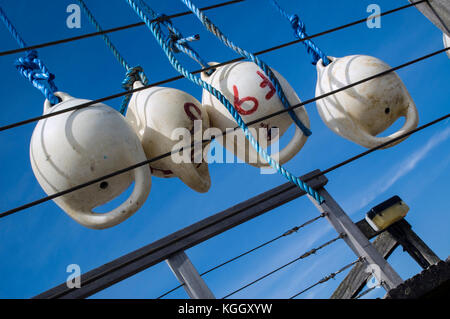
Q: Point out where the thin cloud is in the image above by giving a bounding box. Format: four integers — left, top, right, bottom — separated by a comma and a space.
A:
353, 126, 450, 213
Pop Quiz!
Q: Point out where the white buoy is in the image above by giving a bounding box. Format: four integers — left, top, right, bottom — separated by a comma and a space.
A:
201, 61, 310, 167
126, 82, 211, 193
443, 33, 450, 59
315, 55, 419, 149
30, 92, 151, 229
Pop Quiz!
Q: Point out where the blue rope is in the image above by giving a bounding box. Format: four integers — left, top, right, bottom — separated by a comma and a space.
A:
0, 6, 59, 105
179, 0, 311, 137
268, 0, 330, 66
76, 0, 149, 114
135, 0, 210, 70
124, 0, 324, 203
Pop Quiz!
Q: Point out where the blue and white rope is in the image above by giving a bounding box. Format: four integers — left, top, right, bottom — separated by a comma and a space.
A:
133, 0, 210, 70
179, 0, 311, 137
76, 0, 149, 114
268, 0, 330, 66
124, 0, 324, 203
0, 6, 59, 105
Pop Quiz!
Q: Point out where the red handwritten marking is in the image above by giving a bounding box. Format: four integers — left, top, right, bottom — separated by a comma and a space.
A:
257, 71, 276, 100
150, 166, 173, 176
184, 102, 202, 121
233, 85, 259, 115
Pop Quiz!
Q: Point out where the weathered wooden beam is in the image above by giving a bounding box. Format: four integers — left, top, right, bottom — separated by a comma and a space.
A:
355, 219, 381, 240
33, 170, 328, 299
309, 188, 404, 291
387, 219, 441, 269
331, 232, 399, 299
410, 0, 450, 35
166, 251, 215, 299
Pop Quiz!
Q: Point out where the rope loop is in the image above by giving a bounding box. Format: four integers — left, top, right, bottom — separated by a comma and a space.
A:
179, 0, 311, 136
119, 66, 147, 115
152, 12, 208, 69
121, 66, 145, 90
0, 6, 59, 105
15, 50, 59, 105
124, 0, 324, 204
269, 0, 330, 66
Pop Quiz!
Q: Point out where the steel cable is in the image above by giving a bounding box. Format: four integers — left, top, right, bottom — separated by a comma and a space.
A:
0, 0, 246, 57
156, 213, 326, 299
0, 46, 448, 220
222, 234, 345, 299
289, 258, 363, 299
0, 0, 428, 132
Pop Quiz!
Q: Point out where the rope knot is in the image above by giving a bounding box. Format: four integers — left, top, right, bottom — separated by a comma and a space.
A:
168, 31, 200, 53
14, 50, 59, 104
15, 50, 55, 82
122, 66, 144, 90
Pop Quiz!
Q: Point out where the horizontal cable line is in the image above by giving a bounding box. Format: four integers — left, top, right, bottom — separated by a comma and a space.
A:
290, 258, 363, 299
221, 234, 344, 299
156, 213, 326, 299
0, 46, 447, 220
0, 0, 245, 57
0, 0, 425, 132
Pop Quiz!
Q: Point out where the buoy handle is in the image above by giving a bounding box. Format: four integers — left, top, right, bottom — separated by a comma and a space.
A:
63, 164, 151, 230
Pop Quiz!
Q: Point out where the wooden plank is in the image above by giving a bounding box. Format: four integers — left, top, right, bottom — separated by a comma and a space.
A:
387, 220, 441, 269
166, 251, 215, 299
410, 0, 450, 35
355, 219, 380, 240
33, 170, 328, 299
331, 232, 399, 299
309, 188, 404, 291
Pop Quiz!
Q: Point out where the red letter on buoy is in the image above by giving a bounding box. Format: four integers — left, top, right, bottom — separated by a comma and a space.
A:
257, 71, 276, 100
184, 102, 202, 121
233, 85, 259, 115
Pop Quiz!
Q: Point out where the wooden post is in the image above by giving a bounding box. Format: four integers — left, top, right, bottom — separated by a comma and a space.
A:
331, 232, 399, 299
34, 170, 327, 299
409, 0, 450, 35
308, 187, 404, 291
166, 251, 215, 299
387, 220, 441, 269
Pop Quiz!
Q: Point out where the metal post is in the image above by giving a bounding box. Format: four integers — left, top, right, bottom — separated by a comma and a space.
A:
166, 251, 215, 299
308, 187, 404, 291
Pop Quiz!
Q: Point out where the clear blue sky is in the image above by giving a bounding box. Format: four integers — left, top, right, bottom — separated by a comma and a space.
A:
0, 0, 448, 299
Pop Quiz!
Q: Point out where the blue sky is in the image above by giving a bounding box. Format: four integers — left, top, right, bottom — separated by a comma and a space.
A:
0, 0, 448, 299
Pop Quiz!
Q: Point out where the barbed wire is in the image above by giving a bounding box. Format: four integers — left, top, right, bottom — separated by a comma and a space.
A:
0, 0, 245, 57
289, 258, 363, 299
156, 213, 326, 299
0, 0, 427, 132
221, 233, 345, 299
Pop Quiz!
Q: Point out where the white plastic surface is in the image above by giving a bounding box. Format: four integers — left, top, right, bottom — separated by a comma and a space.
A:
30, 92, 151, 229
126, 82, 211, 193
201, 61, 310, 167
315, 55, 419, 149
